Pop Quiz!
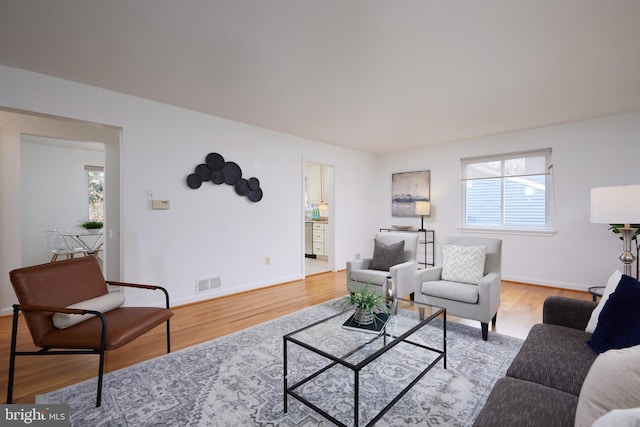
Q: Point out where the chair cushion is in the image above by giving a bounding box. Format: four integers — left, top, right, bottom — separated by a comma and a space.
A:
350, 269, 389, 286
420, 280, 479, 304
53, 291, 125, 329
574, 344, 640, 427
41, 307, 173, 350
369, 239, 404, 271
441, 245, 486, 285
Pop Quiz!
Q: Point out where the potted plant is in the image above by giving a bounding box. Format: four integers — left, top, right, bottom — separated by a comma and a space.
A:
80, 220, 104, 233
341, 283, 389, 326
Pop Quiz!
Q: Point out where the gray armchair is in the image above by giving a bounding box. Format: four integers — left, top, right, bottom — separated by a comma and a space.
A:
347, 232, 419, 299
414, 236, 502, 340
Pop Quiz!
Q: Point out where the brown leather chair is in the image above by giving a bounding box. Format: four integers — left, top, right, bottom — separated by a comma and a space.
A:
7, 256, 173, 407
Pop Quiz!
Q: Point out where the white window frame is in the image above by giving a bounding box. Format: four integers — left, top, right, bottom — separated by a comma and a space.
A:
460, 148, 554, 235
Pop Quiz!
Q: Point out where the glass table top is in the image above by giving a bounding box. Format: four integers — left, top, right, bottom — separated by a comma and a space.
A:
285, 297, 445, 368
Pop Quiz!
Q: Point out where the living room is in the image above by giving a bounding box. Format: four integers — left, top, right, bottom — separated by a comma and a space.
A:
1, 2, 639, 315
0, 2, 640, 424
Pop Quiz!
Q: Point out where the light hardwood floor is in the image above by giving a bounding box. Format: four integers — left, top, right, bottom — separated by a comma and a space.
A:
1, 270, 591, 404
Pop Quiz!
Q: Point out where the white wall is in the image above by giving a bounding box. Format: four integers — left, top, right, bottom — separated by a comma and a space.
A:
0, 65, 377, 313
21, 141, 105, 266
2, 63, 639, 315
375, 111, 640, 290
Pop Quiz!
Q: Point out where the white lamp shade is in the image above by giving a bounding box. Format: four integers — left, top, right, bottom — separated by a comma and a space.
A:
590, 185, 640, 224
415, 201, 431, 216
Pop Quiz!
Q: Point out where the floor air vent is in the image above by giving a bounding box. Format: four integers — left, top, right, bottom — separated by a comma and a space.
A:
196, 277, 221, 294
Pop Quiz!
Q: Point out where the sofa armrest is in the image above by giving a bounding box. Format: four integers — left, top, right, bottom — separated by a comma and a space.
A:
542, 296, 597, 331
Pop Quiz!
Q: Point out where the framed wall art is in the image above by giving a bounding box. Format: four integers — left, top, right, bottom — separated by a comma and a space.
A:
392, 170, 430, 217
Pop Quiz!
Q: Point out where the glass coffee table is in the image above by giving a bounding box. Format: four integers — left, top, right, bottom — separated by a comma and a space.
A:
283, 298, 446, 426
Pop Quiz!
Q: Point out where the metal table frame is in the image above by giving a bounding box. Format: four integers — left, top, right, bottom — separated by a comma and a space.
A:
283, 300, 446, 426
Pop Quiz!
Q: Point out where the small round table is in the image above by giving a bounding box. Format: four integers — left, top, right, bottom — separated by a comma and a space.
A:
587, 286, 605, 302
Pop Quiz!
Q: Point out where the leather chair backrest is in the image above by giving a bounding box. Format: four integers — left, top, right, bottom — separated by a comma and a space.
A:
374, 232, 419, 263
10, 257, 108, 343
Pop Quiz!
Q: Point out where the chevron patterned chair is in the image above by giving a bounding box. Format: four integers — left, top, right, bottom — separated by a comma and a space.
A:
414, 236, 502, 340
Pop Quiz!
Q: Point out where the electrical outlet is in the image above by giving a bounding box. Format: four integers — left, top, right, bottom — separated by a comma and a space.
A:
147, 190, 155, 200
355, 253, 361, 260
265, 256, 270, 265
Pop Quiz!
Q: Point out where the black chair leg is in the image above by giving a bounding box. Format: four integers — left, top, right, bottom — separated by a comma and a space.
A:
166, 319, 171, 353
96, 349, 105, 407
492, 313, 497, 327
481, 322, 489, 341
7, 305, 20, 404
96, 312, 107, 407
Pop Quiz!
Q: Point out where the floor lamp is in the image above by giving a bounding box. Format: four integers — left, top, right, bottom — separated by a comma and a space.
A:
590, 185, 640, 277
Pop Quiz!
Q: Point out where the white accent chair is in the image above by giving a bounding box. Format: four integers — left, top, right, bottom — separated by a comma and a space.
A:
347, 232, 419, 299
47, 229, 85, 262
414, 236, 502, 340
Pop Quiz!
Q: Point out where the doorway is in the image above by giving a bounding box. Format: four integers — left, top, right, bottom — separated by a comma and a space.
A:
0, 108, 121, 280
303, 160, 334, 276
21, 135, 105, 267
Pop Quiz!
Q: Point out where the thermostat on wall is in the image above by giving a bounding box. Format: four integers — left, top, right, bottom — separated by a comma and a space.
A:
152, 200, 170, 210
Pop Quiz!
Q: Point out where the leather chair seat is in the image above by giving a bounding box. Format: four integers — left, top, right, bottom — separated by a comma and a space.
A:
38, 306, 174, 350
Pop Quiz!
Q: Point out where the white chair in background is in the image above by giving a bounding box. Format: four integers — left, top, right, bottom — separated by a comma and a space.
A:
347, 232, 419, 299
46, 229, 85, 262
414, 236, 503, 340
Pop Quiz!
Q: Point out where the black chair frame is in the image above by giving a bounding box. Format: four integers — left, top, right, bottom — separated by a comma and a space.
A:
7, 283, 171, 407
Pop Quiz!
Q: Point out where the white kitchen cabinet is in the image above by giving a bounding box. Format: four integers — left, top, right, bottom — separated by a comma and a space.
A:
312, 222, 327, 257
307, 163, 329, 204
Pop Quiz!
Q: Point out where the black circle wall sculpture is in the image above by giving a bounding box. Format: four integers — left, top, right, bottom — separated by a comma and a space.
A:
186, 152, 263, 202
186, 173, 202, 189
206, 152, 225, 170
195, 163, 211, 181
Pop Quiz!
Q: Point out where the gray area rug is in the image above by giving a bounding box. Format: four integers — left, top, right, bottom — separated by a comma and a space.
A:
37, 300, 523, 426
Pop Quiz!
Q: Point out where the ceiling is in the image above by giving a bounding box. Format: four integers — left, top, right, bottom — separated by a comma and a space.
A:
1, 1, 639, 154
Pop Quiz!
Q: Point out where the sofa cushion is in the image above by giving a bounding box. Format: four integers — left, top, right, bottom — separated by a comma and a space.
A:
592, 408, 640, 427
441, 245, 486, 285
506, 323, 597, 396
53, 291, 125, 329
350, 269, 388, 286
420, 280, 479, 304
369, 239, 404, 271
589, 274, 640, 353
472, 377, 578, 427
574, 344, 640, 427
585, 269, 622, 333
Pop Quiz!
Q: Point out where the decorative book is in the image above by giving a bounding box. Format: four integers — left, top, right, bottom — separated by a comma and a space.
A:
342, 312, 390, 334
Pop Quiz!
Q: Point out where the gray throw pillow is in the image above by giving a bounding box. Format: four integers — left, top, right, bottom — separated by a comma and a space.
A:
369, 239, 405, 271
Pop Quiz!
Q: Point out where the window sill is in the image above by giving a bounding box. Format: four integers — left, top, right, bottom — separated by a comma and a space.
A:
458, 226, 556, 237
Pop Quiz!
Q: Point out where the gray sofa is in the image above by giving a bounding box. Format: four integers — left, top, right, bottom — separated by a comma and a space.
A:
473, 296, 598, 427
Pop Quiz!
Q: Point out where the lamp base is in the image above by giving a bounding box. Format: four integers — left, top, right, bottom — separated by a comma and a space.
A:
619, 225, 637, 277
